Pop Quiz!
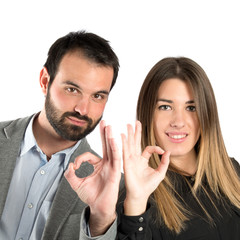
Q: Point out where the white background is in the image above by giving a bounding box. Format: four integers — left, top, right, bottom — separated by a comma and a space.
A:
0, 0, 239, 162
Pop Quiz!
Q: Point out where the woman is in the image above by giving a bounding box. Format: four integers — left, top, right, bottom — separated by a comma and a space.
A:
118, 57, 240, 239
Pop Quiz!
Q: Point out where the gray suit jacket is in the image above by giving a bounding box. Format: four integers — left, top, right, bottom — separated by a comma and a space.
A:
0, 116, 120, 240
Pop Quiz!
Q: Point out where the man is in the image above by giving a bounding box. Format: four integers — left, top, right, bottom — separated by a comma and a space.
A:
0, 31, 122, 240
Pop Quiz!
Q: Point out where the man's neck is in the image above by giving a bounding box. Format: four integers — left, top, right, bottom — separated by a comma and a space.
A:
32, 111, 77, 160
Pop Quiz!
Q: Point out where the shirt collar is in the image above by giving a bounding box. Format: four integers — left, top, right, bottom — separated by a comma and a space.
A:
20, 115, 38, 157
20, 114, 81, 169
60, 140, 81, 170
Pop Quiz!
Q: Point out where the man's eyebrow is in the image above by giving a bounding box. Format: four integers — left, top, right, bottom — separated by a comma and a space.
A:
63, 80, 109, 95
63, 80, 81, 89
96, 90, 110, 95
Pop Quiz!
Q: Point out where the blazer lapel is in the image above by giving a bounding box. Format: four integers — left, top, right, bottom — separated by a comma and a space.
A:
42, 138, 95, 240
0, 116, 32, 216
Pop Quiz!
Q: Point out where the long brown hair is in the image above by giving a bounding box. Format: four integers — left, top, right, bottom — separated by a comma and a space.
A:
137, 57, 240, 233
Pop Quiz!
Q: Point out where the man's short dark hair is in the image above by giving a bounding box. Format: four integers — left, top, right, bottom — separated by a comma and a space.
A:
44, 30, 119, 89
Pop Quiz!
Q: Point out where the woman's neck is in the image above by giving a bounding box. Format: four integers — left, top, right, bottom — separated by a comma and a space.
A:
170, 150, 198, 176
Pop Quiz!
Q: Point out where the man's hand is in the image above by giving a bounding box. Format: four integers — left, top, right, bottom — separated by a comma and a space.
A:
64, 120, 121, 236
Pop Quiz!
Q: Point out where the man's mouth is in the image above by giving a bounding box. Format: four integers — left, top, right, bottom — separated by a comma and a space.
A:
67, 116, 88, 126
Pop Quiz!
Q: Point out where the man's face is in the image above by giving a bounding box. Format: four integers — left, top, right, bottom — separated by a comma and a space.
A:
45, 52, 114, 141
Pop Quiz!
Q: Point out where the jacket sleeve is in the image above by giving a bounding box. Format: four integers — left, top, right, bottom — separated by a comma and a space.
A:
79, 207, 118, 240
79, 174, 126, 240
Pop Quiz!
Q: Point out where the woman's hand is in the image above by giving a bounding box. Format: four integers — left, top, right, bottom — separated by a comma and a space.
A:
121, 121, 170, 216
64, 120, 121, 236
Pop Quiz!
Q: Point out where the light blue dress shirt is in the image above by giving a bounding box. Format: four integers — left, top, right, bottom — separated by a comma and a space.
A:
0, 116, 81, 240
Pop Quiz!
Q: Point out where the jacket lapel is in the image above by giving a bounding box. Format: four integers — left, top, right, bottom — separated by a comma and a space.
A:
42, 138, 95, 240
0, 116, 32, 216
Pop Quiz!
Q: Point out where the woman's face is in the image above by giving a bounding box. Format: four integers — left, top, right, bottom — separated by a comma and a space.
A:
153, 78, 200, 163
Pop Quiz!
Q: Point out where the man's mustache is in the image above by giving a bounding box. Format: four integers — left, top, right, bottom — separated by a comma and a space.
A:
62, 112, 93, 124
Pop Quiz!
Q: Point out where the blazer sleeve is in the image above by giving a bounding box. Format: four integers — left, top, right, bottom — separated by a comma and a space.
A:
78, 173, 125, 240
79, 207, 118, 240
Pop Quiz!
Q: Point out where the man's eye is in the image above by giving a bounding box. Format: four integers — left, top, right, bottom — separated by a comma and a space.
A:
66, 87, 77, 93
158, 105, 171, 110
187, 106, 196, 112
93, 94, 104, 100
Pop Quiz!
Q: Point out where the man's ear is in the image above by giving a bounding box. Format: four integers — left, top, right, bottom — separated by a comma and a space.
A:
39, 67, 50, 96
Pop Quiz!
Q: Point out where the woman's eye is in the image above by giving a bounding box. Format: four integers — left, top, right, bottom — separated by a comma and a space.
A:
158, 105, 171, 110
187, 106, 196, 112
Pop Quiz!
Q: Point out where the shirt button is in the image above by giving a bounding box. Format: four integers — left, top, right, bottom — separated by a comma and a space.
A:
40, 170, 45, 175
139, 217, 144, 222
138, 227, 143, 231
28, 203, 33, 209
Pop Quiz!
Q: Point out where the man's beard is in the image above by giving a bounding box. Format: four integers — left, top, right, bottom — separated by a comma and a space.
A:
45, 91, 102, 141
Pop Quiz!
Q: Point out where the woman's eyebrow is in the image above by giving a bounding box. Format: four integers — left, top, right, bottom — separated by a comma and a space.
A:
186, 100, 195, 104
157, 98, 173, 103
157, 99, 195, 104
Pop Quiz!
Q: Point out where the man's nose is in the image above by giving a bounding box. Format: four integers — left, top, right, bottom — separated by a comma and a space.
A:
74, 97, 90, 116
